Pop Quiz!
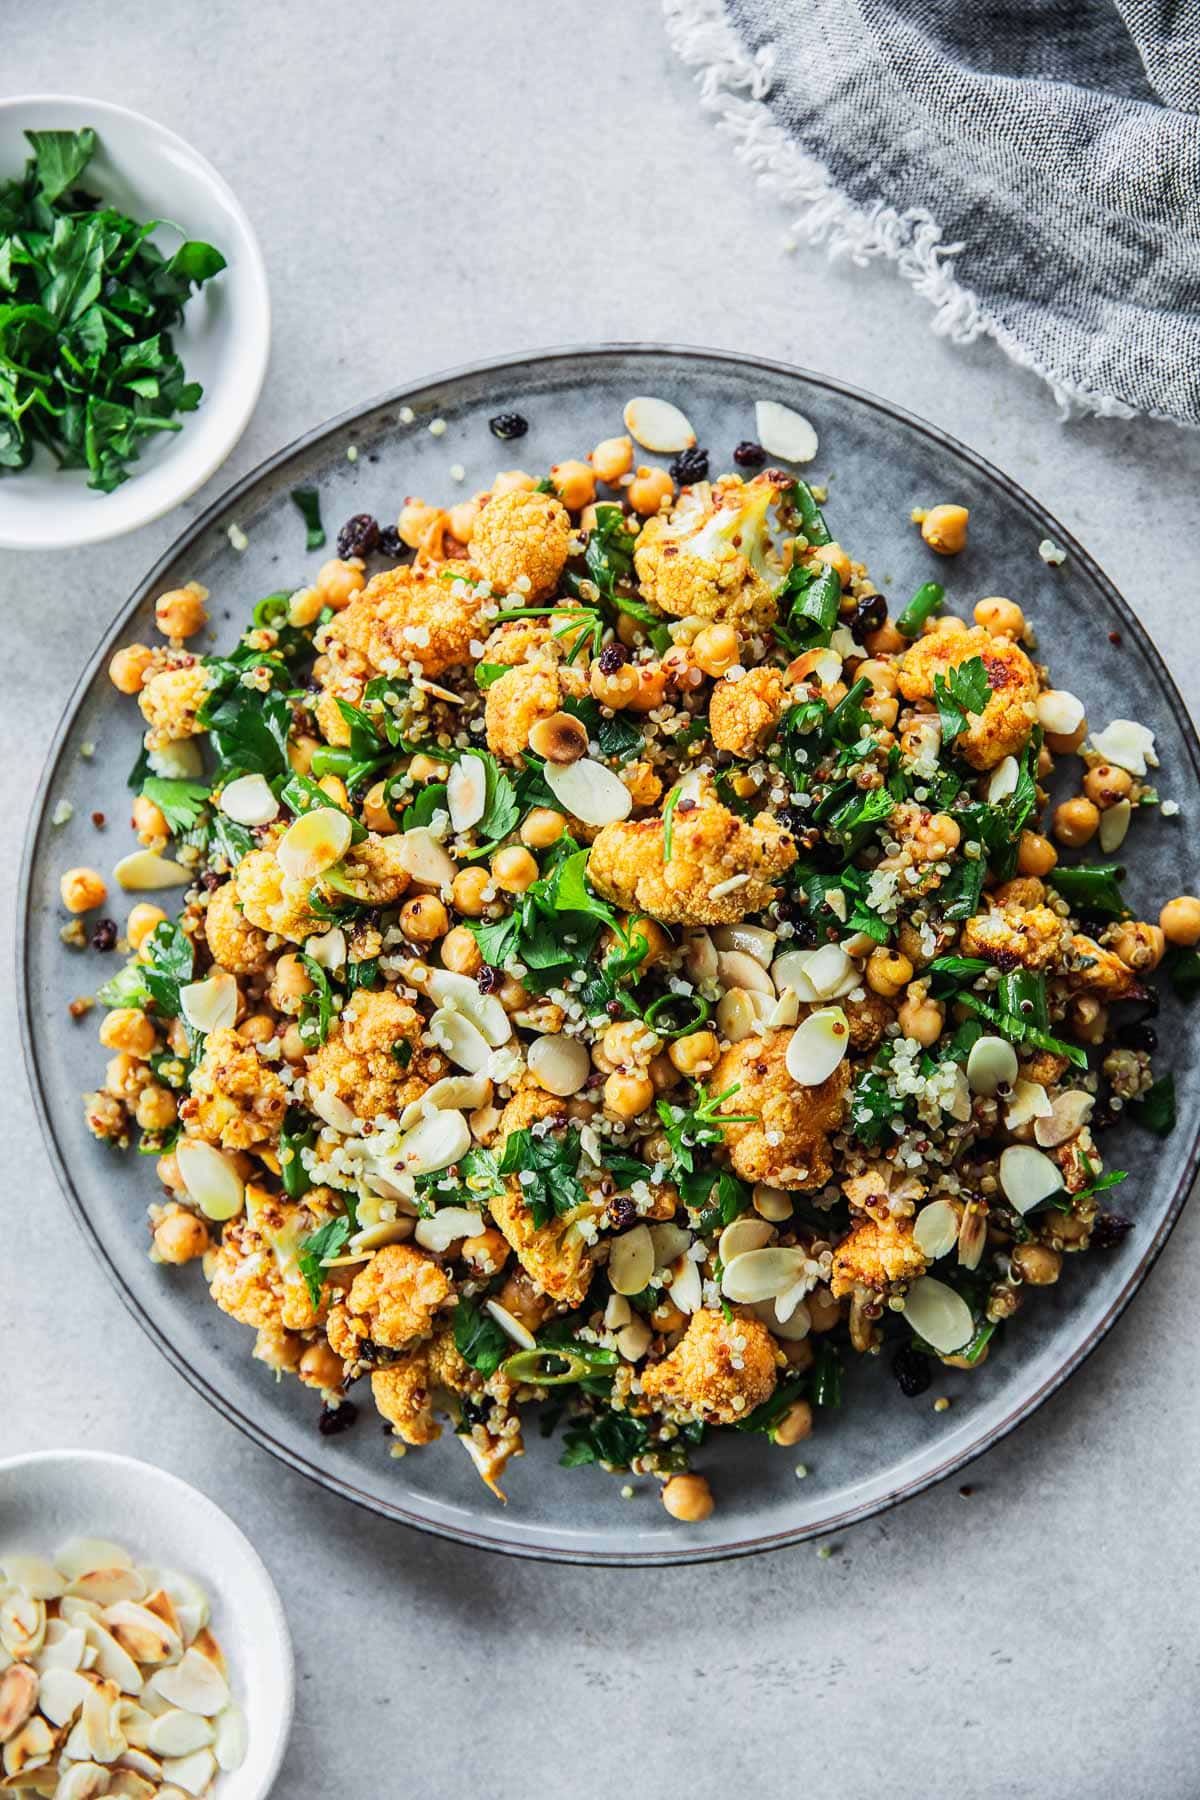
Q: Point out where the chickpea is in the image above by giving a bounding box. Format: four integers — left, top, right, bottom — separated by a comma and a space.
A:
1053, 795, 1100, 848
1161, 896, 1200, 946
452, 866, 494, 918
866, 947, 914, 998
806, 1286, 843, 1333
521, 806, 567, 850
166, 1018, 189, 1057
604, 1071, 656, 1119
497, 974, 529, 1012
448, 498, 482, 543
865, 692, 899, 729
914, 812, 961, 860
668, 1029, 721, 1076
589, 660, 641, 709
591, 435, 634, 483
156, 1152, 186, 1193
628, 465, 674, 515
491, 469, 536, 497
441, 925, 483, 975
898, 993, 945, 1046
99, 1007, 158, 1057
806, 543, 850, 591
1111, 920, 1165, 972
153, 1210, 210, 1265
922, 614, 968, 637
410, 753, 450, 783
239, 1013, 276, 1045
126, 903, 167, 951
772, 1399, 813, 1447
1037, 746, 1054, 779
154, 582, 208, 641
616, 915, 672, 966
863, 619, 907, 656
362, 780, 397, 835
626, 665, 670, 714
856, 659, 899, 696
1012, 1243, 1062, 1285
661, 1473, 714, 1523
316, 557, 365, 610
287, 586, 325, 629
272, 952, 314, 1011
135, 1082, 177, 1133
108, 643, 156, 694
920, 503, 969, 555
131, 794, 168, 847
1045, 719, 1088, 757
647, 1052, 679, 1095
401, 894, 450, 944
973, 596, 1025, 639
281, 1023, 308, 1063
491, 846, 539, 894
461, 1228, 510, 1277
692, 623, 741, 678
287, 733, 320, 777
496, 1270, 548, 1333
783, 1337, 816, 1373
1016, 830, 1058, 877
550, 459, 596, 510
602, 1019, 660, 1068
1082, 763, 1133, 810
60, 866, 107, 913
317, 774, 350, 810
298, 1342, 346, 1391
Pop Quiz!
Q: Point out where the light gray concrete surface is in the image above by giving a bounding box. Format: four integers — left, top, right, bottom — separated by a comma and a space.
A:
4, 4, 1199, 1797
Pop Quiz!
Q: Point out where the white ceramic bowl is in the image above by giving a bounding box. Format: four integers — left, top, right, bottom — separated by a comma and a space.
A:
0, 96, 270, 550
0, 1449, 293, 1797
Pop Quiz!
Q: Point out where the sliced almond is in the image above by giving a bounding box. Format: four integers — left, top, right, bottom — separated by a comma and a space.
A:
803, 943, 857, 999
113, 850, 190, 892
115, 1702, 154, 1751
668, 1254, 703, 1315
1098, 797, 1131, 853
102, 1603, 179, 1667
413, 1207, 485, 1253
108, 1772, 159, 1799
1034, 1089, 1094, 1148
56, 1543, 132, 1585
623, 395, 695, 454
543, 757, 632, 827
428, 1007, 492, 1075
159, 1747, 217, 1796
393, 1109, 471, 1177
607, 1224, 654, 1295
913, 1199, 958, 1261
986, 756, 1019, 803
775, 1280, 810, 1326
1005, 1079, 1052, 1129
484, 1300, 536, 1351
2, 1712, 54, 1776
346, 1219, 413, 1254
0, 1560, 63, 1603
965, 1034, 1018, 1096
902, 1276, 974, 1353
146, 1711, 214, 1758
398, 1073, 491, 1128
148, 1650, 228, 1718
0, 1593, 44, 1661
648, 1222, 691, 1267
770, 949, 820, 1004
425, 969, 511, 1047
396, 826, 456, 889
307, 1086, 359, 1134
53, 1765, 112, 1800
998, 1144, 1063, 1215
218, 772, 279, 827
752, 1295, 811, 1341
1089, 718, 1156, 776
682, 930, 718, 985
721, 1245, 810, 1303
212, 1704, 247, 1773
178, 971, 238, 1035
785, 1006, 850, 1086
304, 925, 347, 971
175, 1140, 245, 1222
65, 1567, 145, 1608
81, 1622, 141, 1697
718, 1217, 774, 1265
615, 1317, 653, 1362
715, 987, 773, 1042
276, 807, 352, 881
0, 1663, 37, 1743
716, 948, 774, 997
446, 754, 488, 832
755, 398, 818, 464
1036, 689, 1085, 737
35, 1665, 90, 1728
32, 1621, 85, 1676
712, 924, 776, 967
80, 1675, 125, 1761
765, 987, 800, 1029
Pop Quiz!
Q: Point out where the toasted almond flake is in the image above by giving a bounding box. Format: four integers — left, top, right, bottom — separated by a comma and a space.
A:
716, 987, 773, 1042
36, 1665, 91, 1728
544, 757, 632, 827
712, 923, 777, 966
913, 1199, 959, 1261
175, 1140, 245, 1222
623, 395, 695, 454
649, 1222, 691, 1267
212, 1704, 247, 1773
66, 1566, 146, 1608
0, 1663, 37, 1742
113, 850, 190, 892
1098, 797, 1132, 852
484, 1299, 536, 1350
394, 1110, 471, 1177
277, 808, 352, 881
785, 1006, 850, 1086
398, 1072, 491, 1128
0, 1558, 63, 1602
716, 948, 774, 996
81, 1621, 141, 1696
102, 1602, 179, 1666
145, 1710, 214, 1759
721, 1245, 810, 1303
1005, 1079, 1053, 1129
396, 826, 456, 888
770, 948, 821, 1004
718, 1217, 774, 1265
755, 399, 819, 463
217, 773, 279, 827
148, 1650, 228, 1718
0, 1593, 44, 1661
446, 754, 488, 832
414, 1206, 485, 1253
803, 942, 857, 999
304, 925, 347, 972
307, 1085, 358, 1133
707, 872, 750, 900
346, 1219, 414, 1254
179, 971, 238, 1035
1089, 718, 1156, 776
1036, 688, 1085, 737
428, 1007, 492, 1075
4, 1711, 55, 1775
1034, 1088, 1094, 1148
608, 1224, 655, 1295
31, 1621, 85, 1676
965, 1034, 1019, 1096
765, 987, 800, 1029
902, 1276, 974, 1353
998, 1144, 1063, 1215
986, 756, 1019, 803
669, 1254, 703, 1314
615, 1318, 653, 1362
425, 968, 512, 1047
160, 1746, 217, 1795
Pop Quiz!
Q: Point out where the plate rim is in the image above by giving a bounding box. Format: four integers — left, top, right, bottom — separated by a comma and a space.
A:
18, 340, 1200, 1565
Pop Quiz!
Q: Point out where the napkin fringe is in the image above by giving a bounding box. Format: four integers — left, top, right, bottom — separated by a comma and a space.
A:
663, 0, 1139, 421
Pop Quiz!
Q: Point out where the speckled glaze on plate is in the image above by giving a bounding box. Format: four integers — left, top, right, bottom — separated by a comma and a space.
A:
19, 346, 1200, 1565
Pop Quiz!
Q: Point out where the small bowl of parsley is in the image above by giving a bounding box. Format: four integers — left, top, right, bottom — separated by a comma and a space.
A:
0, 95, 270, 549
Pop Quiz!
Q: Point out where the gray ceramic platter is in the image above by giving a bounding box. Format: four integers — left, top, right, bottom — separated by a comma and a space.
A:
20, 346, 1200, 1565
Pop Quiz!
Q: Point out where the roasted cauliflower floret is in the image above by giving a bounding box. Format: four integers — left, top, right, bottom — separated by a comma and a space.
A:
371, 1355, 441, 1445
708, 665, 787, 757
633, 473, 793, 629
896, 627, 1038, 769
830, 1215, 926, 1299
204, 881, 270, 976
207, 1190, 328, 1335
480, 604, 594, 669
234, 848, 329, 945
331, 834, 413, 906
469, 489, 571, 600
326, 1243, 452, 1364
137, 662, 212, 750
641, 1308, 778, 1424
496, 1083, 570, 1141
589, 789, 795, 926
304, 988, 428, 1122
485, 660, 562, 761
960, 903, 1067, 972
706, 1029, 849, 1188
488, 1179, 598, 1308
184, 1027, 287, 1150
1066, 934, 1142, 999
322, 563, 484, 678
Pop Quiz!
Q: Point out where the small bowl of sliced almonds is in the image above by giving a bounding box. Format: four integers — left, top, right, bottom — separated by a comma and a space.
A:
0, 1450, 292, 1799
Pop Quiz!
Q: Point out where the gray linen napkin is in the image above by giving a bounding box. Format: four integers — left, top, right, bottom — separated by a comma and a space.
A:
664, 0, 1200, 423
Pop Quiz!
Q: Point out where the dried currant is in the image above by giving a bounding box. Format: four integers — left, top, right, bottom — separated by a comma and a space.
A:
893, 1344, 932, 1397
318, 1400, 358, 1437
669, 446, 709, 485
597, 642, 629, 674
1092, 1213, 1135, 1249
733, 440, 765, 467
337, 513, 380, 559
377, 523, 404, 559
489, 411, 528, 440
90, 919, 118, 952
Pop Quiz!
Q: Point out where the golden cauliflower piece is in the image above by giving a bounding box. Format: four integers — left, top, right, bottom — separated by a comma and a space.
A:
469, 489, 571, 600
1066, 934, 1141, 999
137, 662, 212, 750
331, 834, 413, 906
633, 474, 792, 630
204, 881, 270, 976
496, 1083, 571, 1142
207, 1191, 327, 1335
371, 1354, 441, 1445
830, 1215, 926, 1299
323, 563, 483, 678
589, 789, 796, 926
327, 1243, 451, 1363
707, 1029, 849, 1187
896, 627, 1038, 770
305, 988, 428, 1122
641, 1308, 778, 1425
708, 666, 787, 758
480, 605, 594, 668
485, 660, 562, 761
960, 903, 1067, 972
234, 848, 329, 945
488, 1179, 598, 1308
184, 1027, 287, 1150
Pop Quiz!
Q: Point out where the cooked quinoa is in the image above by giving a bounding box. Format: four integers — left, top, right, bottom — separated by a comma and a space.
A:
73, 417, 1196, 1519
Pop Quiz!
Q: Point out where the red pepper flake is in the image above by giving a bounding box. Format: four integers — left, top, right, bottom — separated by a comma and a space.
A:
91, 811, 106, 827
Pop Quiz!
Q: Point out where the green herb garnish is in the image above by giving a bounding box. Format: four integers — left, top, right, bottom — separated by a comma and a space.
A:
290, 486, 326, 550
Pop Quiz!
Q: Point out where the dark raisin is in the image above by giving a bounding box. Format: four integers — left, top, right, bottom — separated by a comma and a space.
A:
605, 999, 624, 1018
318, 1400, 358, 1437
337, 513, 380, 559
608, 1196, 637, 1232
476, 964, 498, 994
377, 524, 404, 559
733, 440, 765, 467
90, 919, 118, 952
850, 594, 887, 638
489, 411, 528, 441
1092, 1212, 1134, 1249
670, 446, 709, 485
893, 1344, 932, 1397
200, 871, 222, 893
598, 643, 629, 674
677, 797, 697, 814
1117, 1021, 1157, 1052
